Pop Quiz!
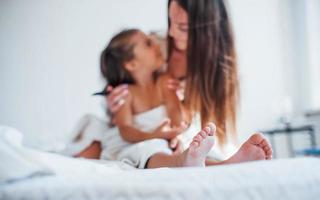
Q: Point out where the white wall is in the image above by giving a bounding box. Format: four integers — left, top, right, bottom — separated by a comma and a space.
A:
306, 0, 320, 110
228, 0, 287, 139
229, 0, 319, 157
0, 0, 312, 156
0, 0, 167, 146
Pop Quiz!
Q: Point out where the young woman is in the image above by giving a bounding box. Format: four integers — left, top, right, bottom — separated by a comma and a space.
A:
108, 0, 239, 149
78, 0, 273, 165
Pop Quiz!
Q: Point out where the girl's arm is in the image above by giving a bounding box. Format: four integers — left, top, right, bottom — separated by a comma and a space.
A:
114, 92, 154, 143
114, 90, 181, 143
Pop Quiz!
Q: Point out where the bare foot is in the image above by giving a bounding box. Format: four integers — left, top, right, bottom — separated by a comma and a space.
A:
181, 123, 216, 167
225, 133, 273, 164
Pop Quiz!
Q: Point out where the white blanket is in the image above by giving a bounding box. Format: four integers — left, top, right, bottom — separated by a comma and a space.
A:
1, 126, 320, 200
0, 126, 53, 183
0, 126, 133, 184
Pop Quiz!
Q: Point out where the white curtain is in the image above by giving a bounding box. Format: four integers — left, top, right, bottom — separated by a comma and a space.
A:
280, 0, 320, 114
305, 0, 320, 110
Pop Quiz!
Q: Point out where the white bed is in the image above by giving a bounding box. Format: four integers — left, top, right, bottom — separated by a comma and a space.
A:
1, 127, 320, 200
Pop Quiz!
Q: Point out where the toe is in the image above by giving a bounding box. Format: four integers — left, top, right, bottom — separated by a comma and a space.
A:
265, 140, 272, 148
266, 155, 272, 160
203, 127, 211, 136
249, 133, 265, 145
193, 136, 200, 143
203, 127, 213, 136
259, 140, 268, 148
207, 123, 216, 136
207, 123, 216, 132
263, 145, 270, 152
261, 139, 272, 151
265, 148, 273, 159
262, 140, 271, 148
267, 149, 273, 156
197, 134, 203, 141
194, 134, 203, 142
200, 130, 207, 139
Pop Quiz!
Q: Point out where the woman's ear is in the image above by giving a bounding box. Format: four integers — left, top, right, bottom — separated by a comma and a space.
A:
124, 60, 137, 72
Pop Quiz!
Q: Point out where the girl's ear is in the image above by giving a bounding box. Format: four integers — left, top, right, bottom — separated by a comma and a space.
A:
124, 60, 138, 72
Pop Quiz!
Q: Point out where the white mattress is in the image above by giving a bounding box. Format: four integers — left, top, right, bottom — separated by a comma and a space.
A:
1, 156, 320, 200
1, 126, 320, 200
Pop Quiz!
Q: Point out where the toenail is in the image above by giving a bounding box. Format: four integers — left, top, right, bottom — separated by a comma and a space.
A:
197, 136, 203, 141
208, 123, 216, 130
204, 127, 210, 133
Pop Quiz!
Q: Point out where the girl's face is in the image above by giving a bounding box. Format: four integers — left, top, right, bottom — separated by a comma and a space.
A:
169, 1, 189, 51
131, 31, 165, 71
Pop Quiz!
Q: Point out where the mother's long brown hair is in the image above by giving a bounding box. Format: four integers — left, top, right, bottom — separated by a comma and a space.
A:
168, 0, 239, 146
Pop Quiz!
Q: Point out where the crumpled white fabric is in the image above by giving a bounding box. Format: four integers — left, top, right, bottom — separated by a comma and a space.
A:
0, 126, 53, 183
59, 114, 109, 156
0, 125, 134, 184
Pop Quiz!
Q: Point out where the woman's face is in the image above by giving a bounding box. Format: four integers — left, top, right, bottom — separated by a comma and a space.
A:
169, 1, 189, 51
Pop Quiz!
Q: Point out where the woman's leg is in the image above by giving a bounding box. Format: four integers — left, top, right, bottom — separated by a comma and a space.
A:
147, 123, 216, 168
74, 141, 102, 159
205, 133, 273, 166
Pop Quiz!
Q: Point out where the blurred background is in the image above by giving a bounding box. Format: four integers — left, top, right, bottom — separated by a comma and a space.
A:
0, 0, 319, 158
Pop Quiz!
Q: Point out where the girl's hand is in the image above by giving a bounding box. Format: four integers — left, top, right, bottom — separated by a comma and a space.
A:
152, 119, 187, 140
166, 78, 186, 101
106, 84, 129, 114
169, 137, 184, 154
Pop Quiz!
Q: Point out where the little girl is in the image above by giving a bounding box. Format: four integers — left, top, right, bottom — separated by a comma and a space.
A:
99, 29, 216, 168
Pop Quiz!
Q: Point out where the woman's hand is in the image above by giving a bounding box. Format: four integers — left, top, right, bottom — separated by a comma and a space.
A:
166, 78, 186, 101
152, 119, 187, 140
106, 84, 129, 114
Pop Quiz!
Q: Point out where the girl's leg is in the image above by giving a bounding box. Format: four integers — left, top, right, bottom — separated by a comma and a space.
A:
74, 141, 102, 159
147, 123, 216, 168
146, 153, 182, 168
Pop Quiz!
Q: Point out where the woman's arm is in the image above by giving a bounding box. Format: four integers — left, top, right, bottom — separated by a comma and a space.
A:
159, 74, 184, 127
118, 120, 183, 143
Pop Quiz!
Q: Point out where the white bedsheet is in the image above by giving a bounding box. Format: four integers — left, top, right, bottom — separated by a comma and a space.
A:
1, 126, 320, 200
1, 157, 320, 200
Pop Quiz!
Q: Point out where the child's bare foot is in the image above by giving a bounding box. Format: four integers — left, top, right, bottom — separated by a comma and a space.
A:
181, 123, 216, 167
225, 133, 273, 164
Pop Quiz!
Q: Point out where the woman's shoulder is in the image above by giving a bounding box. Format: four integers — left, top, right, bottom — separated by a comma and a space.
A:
156, 73, 179, 100
127, 85, 135, 91
156, 72, 173, 89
